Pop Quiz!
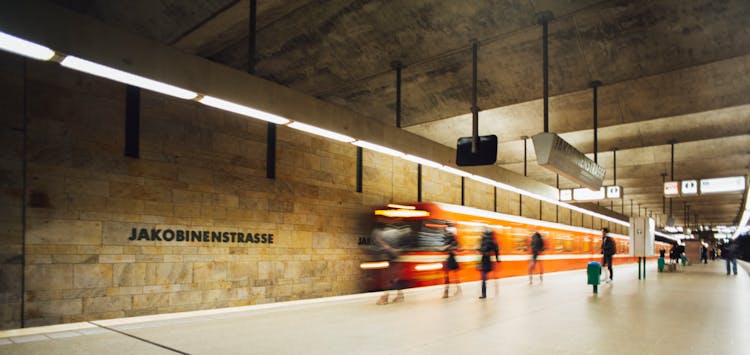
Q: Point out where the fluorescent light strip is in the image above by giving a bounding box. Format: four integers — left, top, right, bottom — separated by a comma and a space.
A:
60, 56, 197, 100
439, 202, 627, 235
439, 166, 472, 177
469, 175, 496, 186
287, 121, 354, 142
0, 31, 55, 61
468, 174, 628, 226
352, 140, 404, 157
198, 96, 289, 124
0, 34, 631, 228
403, 154, 442, 169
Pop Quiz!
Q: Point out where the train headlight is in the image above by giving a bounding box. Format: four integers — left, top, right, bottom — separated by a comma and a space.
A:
414, 263, 443, 271
360, 261, 390, 270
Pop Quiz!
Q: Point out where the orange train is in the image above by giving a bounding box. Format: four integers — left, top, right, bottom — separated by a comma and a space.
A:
360, 202, 669, 290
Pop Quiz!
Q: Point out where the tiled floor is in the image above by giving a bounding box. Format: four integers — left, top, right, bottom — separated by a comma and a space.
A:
1, 259, 747, 355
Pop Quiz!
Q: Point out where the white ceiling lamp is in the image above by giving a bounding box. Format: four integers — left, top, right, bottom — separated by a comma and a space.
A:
403, 154, 442, 169
351, 140, 404, 158
287, 121, 354, 143
198, 96, 289, 124
438, 166, 472, 178
0, 31, 55, 61
60, 55, 198, 100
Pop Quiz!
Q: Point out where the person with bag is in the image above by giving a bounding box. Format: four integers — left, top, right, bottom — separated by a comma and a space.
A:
528, 231, 545, 284
601, 228, 616, 283
442, 224, 461, 298
478, 227, 499, 299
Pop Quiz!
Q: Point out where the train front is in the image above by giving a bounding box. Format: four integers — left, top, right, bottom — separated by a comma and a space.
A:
359, 203, 452, 291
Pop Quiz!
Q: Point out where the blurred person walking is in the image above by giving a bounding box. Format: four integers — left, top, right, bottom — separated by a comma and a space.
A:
371, 226, 406, 304
478, 227, 499, 299
600, 228, 616, 283
442, 224, 461, 298
528, 231, 545, 284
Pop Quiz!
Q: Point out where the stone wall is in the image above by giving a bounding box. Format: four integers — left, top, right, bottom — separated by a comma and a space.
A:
0, 52, 627, 328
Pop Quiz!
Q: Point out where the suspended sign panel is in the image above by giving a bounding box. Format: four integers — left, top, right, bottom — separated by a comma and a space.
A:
532, 132, 606, 190
606, 185, 622, 199
664, 181, 679, 197
572, 187, 605, 201
560, 185, 622, 201
681, 180, 698, 195
700, 176, 745, 194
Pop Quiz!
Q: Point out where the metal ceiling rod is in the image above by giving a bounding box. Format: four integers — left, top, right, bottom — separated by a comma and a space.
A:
661, 172, 667, 214
591, 80, 602, 163
470, 39, 479, 153
669, 141, 676, 221
391, 60, 403, 128
248, 0, 256, 74
536, 11, 554, 133
522, 136, 529, 176
612, 147, 617, 185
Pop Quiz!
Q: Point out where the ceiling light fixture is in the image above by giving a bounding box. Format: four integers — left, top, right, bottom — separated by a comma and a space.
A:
287, 121, 354, 142
403, 154, 442, 169
0, 31, 55, 61
351, 140, 404, 158
438, 166, 472, 177
198, 96, 289, 124
60, 55, 197, 100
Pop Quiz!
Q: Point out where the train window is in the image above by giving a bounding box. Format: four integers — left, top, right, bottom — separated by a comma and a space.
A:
582, 237, 591, 252
416, 220, 450, 250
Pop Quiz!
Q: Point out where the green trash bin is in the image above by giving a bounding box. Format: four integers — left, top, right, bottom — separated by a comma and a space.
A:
587, 261, 601, 294
658, 257, 665, 272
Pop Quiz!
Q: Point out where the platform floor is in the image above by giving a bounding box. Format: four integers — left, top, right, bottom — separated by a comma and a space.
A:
1, 259, 748, 355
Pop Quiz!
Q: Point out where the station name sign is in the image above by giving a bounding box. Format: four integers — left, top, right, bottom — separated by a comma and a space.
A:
532, 132, 606, 190
128, 227, 274, 244
664, 176, 746, 197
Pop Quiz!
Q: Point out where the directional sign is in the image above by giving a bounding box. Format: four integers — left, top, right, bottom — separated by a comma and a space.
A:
664, 181, 679, 197
606, 185, 622, 199
681, 180, 698, 195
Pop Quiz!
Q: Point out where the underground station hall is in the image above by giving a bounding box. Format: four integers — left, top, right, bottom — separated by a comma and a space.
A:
0, 1, 749, 354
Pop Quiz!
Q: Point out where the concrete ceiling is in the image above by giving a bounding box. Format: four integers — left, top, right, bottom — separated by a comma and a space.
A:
50, 0, 750, 229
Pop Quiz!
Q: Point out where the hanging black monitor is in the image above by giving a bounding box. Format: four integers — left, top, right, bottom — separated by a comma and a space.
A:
456, 135, 497, 166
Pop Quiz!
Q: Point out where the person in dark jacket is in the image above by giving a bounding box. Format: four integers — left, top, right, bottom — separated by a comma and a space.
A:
725, 240, 738, 275
528, 231, 545, 284
442, 225, 461, 298
478, 227, 499, 299
601, 228, 616, 283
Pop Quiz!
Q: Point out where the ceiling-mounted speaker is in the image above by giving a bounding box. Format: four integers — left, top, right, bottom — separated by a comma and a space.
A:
456, 135, 497, 166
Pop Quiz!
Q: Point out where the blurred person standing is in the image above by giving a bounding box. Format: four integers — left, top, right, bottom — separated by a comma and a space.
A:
442, 224, 461, 298
478, 227, 499, 299
670, 246, 679, 265
528, 231, 545, 284
600, 228, 616, 283
724, 240, 738, 276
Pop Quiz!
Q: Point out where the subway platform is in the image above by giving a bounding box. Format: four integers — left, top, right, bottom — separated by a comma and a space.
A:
1, 260, 747, 355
